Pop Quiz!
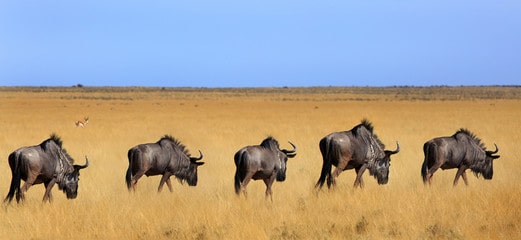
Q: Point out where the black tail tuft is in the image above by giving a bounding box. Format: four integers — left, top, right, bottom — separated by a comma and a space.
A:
421, 161, 428, 183
126, 149, 133, 190
421, 143, 432, 184
4, 152, 22, 203
316, 138, 332, 189
234, 151, 244, 195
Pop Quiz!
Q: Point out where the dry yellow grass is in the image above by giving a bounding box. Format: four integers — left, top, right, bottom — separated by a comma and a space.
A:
0, 87, 520, 239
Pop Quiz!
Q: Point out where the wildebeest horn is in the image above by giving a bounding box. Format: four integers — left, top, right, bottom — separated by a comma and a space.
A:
282, 141, 297, 154
74, 156, 89, 169
384, 142, 400, 155
391, 142, 400, 154
486, 144, 499, 154
190, 150, 203, 161
190, 150, 205, 166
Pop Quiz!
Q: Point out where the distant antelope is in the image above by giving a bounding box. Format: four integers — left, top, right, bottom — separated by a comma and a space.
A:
75, 117, 89, 128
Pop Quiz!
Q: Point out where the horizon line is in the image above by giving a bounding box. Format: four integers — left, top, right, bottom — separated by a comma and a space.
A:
1, 84, 520, 89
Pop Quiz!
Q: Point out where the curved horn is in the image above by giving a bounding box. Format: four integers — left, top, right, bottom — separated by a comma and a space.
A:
385, 142, 400, 155
74, 156, 89, 169
283, 141, 297, 153
486, 144, 499, 154
391, 142, 400, 154
190, 150, 203, 161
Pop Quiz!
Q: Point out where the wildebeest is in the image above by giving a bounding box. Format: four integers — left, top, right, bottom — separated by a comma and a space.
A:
421, 129, 500, 186
126, 135, 205, 192
315, 120, 400, 189
234, 137, 297, 201
4, 134, 89, 203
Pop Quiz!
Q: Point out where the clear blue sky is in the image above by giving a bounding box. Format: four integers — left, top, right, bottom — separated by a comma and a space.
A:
1, 1, 520, 87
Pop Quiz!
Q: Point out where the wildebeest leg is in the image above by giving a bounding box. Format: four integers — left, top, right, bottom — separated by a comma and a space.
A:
18, 183, 30, 202
158, 172, 173, 193
263, 174, 277, 202
326, 174, 334, 189
240, 171, 256, 198
19, 175, 38, 202
130, 171, 145, 191
354, 165, 368, 188
453, 167, 468, 186
330, 155, 351, 188
43, 179, 57, 202
165, 178, 174, 192
426, 162, 442, 185
461, 171, 469, 186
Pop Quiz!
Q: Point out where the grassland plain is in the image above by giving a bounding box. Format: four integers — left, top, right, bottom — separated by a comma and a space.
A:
0, 86, 520, 239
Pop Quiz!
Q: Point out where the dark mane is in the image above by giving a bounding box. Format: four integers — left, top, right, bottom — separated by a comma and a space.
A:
351, 119, 385, 148
158, 135, 191, 156
39, 134, 74, 163
453, 128, 485, 149
260, 136, 279, 149
41, 133, 63, 148
352, 119, 374, 133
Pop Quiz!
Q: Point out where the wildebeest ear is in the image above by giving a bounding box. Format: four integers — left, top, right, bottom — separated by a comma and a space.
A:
491, 155, 500, 160
194, 161, 205, 166
286, 153, 297, 158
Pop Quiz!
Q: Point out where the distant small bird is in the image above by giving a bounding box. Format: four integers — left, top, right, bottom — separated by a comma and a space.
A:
75, 117, 89, 128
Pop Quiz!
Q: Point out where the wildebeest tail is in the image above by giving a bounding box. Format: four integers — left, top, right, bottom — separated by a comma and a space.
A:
315, 138, 332, 189
421, 142, 433, 183
4, 152, 22, 203
126, 149, 134, 190
234, 150, 245, 195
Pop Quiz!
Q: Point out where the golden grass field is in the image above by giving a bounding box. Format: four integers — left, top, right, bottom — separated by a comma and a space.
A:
0, 86, 520, 239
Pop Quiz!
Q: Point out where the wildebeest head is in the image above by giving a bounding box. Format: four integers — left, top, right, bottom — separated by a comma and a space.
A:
275, 142, 297, 182
184, 150, 205, 186
59, 156, 89, 199
471, 144, 500, 179
369, 142, 400, 185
